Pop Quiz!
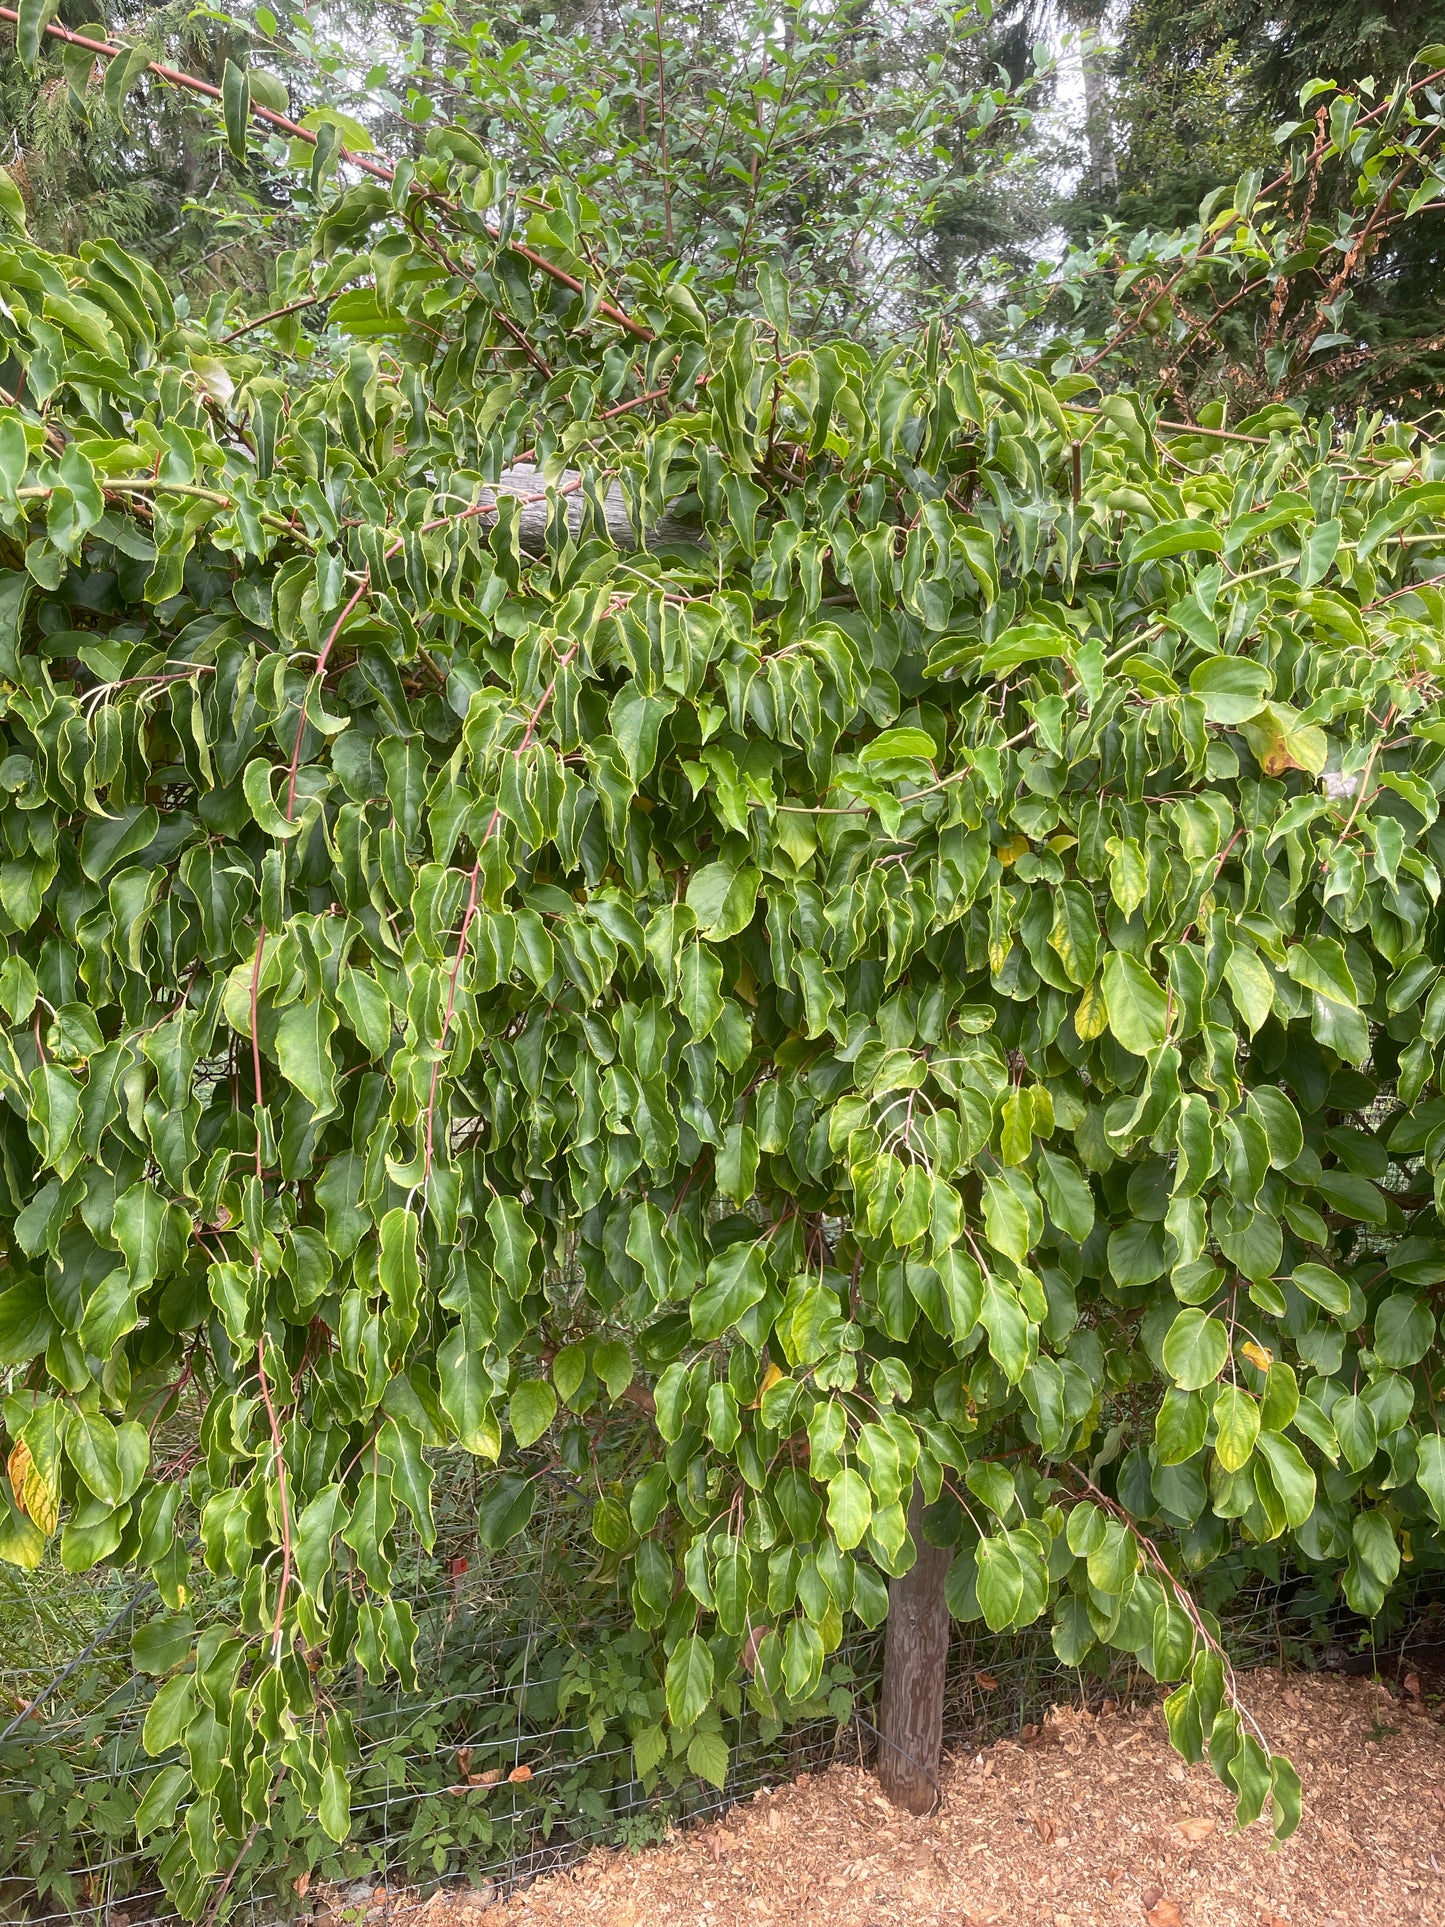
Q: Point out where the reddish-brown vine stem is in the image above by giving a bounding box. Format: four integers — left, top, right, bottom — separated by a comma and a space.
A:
256, 1341, 295, 1664
283, 576, 371, 823
248, 926, 268, 1178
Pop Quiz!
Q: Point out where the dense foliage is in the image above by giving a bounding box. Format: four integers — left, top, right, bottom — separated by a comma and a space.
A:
3, 20, 1445, 1915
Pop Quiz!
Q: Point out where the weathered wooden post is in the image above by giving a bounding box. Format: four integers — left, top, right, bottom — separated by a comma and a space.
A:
876, 1483, 951, 1813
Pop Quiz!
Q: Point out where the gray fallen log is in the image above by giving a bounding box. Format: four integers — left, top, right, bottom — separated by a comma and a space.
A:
494, 464, 697, 554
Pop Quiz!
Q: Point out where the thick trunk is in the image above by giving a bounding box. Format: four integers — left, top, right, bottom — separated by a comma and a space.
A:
876, 1484, 951, 1815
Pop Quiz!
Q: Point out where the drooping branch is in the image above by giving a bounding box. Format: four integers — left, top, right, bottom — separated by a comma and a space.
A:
0, 6, 652, 341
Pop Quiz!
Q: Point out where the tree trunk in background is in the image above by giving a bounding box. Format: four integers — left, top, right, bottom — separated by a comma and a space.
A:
1063, 1, 1119, 192
877, 1484, 951, 1815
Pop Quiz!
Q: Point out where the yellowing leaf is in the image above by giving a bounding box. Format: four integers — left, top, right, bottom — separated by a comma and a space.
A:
1239, 704, 1328, 777
1075, 979, 1109, 1041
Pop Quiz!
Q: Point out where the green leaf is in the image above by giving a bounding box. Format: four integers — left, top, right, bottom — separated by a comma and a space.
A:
477, 1474, 536, 1549
67, 1411, 122, 1505
633, 1721, 667, 1778
1163, 1682, 1204, 1764
973, 1534, 1024, 1630
1270, 1755, 1303, 1841
981, 1172, 1036, 1264
976, 1528, 1048, 1630
1085, 1518, 1136, 1594
665, 1633, 714, 1729
1373, 1293, 1435, 1368
141, 1670, 196, 1756
319, 1759, 351, 1842
221, 59, 251, 163
1255, 1432, 1316, 1528
378, 1417, 435, 1549
294, 1486, 347, 1596
0, 1275, 56, 1365
592, 1339, 633, 1402
103, 43, 152, 124
1101, 952, 1168, 1055
337, 969, 392, 1056
980, 1275, 1031, 1382
1189, 656, 1270, 724
131, 1610, 193, 1688
1415, 1434, 1445, 1527
827, 1468, 872, 1551
687, 1725, 730, 1788
691, 1239, 767, 1341
1130, 517, 1223, 564
0, 165, 27, 236
17, 0, 60, 71
1286, 936, 1357, 1007
679, 943, 723, 1036
508, 1379, 557, 1448
114, 1181, 166, 1290
1332, 1394, 1376, 1477
859, 727, 937, 766
1291, 1263, 1351, 1315
487, 1194, 536, 1296
1036, 1148, 1094, 1243
1212, 1385, 1259, 1472
274, 1000, 339, 1113
783, 1616, 824, 1698
1161, 1310, 1229, 1390
1351, 1508, 1400, 1587
685, 858, 759, 940
1247, 1087, 1302, 1169
1224, 949, 1274, 1035
134, 1764, 189, 1839
1052, 1591, 1095, 1664
1155, 1387, 1207, 1464
1150, 1598, 1195, 1681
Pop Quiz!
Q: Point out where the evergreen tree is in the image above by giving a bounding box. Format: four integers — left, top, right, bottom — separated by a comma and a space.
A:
1074, 1, 1445, 412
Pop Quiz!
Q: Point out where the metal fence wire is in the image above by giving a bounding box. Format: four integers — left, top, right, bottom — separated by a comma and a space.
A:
2, 1461, 1441, 1927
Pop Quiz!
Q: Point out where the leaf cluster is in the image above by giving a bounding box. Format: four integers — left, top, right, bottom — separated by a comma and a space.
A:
0, 48, 1444, 1906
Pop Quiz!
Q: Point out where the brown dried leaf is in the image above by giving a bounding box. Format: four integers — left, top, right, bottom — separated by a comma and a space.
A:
1175, 1817, 1215, 1842
478, 1769, 502, 1787
294, 1872, 312, 1898
1033, 1813, 1057, 1843
507, 1765, 533, 1783
1145, 1900, 1183, 1927
742, 1624, 771, 1674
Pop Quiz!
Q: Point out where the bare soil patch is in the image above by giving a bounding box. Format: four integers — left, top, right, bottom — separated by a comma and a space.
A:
461, 1673, 1445, 1927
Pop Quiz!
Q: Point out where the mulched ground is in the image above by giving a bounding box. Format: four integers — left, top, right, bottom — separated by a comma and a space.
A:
452, 1673, 1445, 1927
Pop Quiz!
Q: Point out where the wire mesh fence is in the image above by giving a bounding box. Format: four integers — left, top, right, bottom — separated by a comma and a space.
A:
2, 1461, 1442, 1927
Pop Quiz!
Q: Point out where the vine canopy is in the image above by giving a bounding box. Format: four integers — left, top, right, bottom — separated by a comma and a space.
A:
1, 52, 1445, 1911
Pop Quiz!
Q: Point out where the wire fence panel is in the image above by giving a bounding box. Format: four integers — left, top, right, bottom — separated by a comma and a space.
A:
3, 1473, 1441, 1927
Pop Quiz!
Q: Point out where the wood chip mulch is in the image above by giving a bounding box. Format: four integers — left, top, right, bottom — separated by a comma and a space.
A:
468, 1673, 1445, 1927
